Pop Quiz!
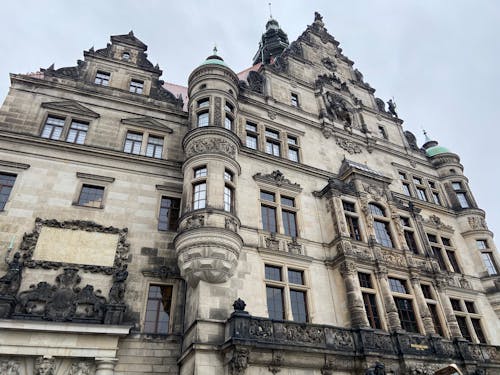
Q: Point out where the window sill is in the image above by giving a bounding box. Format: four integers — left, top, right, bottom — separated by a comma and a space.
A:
72, 203, 104, 210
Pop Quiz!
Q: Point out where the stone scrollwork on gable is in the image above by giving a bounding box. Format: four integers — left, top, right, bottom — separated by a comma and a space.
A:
423, 215, 453, 232
253, 170, 302, 192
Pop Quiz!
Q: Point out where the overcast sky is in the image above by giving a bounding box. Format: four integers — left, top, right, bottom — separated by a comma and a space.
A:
1, 0, 499, 239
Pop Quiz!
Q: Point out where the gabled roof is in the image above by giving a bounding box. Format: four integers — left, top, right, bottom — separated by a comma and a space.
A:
110, 31, 147, 50
41, 100, 100, 118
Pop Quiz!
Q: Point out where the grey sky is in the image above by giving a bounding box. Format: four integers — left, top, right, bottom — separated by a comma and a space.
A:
1, 0, 499, 239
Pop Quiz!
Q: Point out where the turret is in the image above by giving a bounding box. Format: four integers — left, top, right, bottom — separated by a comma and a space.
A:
252, 17, 289, 65
175, 49, 242, 287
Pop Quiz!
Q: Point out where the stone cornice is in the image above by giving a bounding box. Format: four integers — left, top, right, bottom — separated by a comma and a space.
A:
0, 319, 132, 335
76, 172, 115, 183
0, 160, 30, 170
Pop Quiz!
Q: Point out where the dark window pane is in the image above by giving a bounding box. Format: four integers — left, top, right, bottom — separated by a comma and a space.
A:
456, 316, 471, 341
346, 216, 362, 241
0, 173, 16, 210
280, 196, 294, 207
288, 269, 304, 285
447, 250, 461, 273
394, 297, 419, 333
158, 197, 180, 231
78, 185, 104, 208
441, 237, 451, 246
363, 292, 381, 329
368, 203, 385, 216
290, 290, 307, 322
266, 286, 284, 320
427, 234, 438, 243
260, 191, 275, 202
416, 187, 427, 201
432, 247, 447, 271
465, 301, 476, 314
428, 304, 443, 336
481, 253, 498, 275
471, 318, 486, 343
342, 201, 356, 212
450, 298, 462, 311
404, 230, 419, 253
402, 183, 411, 196
358, 272, 372, 288
421, 284, 432, 299
265, 265, 282, 281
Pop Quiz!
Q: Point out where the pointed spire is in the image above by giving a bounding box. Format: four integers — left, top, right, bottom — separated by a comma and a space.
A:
89, 46, 94, 52
423, 129, 432, 143
422, 130, 438, 150
213, 44, 218, 56
252, 10, 289, 65
128, 30, 134, 36
268, 2, 273, 19
47, 63, 55, 70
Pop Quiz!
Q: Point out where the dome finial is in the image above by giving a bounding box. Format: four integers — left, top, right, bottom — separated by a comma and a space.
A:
268, 2, 273, 19
423, 129, 432, 143
213, 44, 218, 56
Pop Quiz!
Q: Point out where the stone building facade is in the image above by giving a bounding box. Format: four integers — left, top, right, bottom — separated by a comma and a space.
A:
0, 12, 498, 375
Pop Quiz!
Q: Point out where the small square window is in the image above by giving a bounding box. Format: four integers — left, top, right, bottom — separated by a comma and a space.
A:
287, 136, 297, 145
265, 129, 279, 139
452, 182, 462, 190
246, 122, 257, 132
399, 172, 407, 180
427, 234, 438, 243
413, 177, 422, 185
450, 298, 462, 311
78, 185, 104, 208
421, 284, 433, 299
130, 79, 144, 94
224, 102, 234, 113
342, 201, 356, 212
224, 169, 233, 182
465, 301, 476, 314
280, 196, 294, 207
476, 240, 488, 250
288, 269, 304, 285
198, 98, 210, 108
260, 191, 275, 202
441, 237, 451, 247
291, 93, 299, 107
400, 217, 411, 227
122, 52, 130, 61
358, 272, 373, 289
389, 278, 408, 294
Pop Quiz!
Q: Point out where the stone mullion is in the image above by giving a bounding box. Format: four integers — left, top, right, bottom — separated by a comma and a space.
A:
435, 280, 462, 339
409, 273, 435, 335
375, 266, 402, 332
340, 260, 370, 328
331, 196, 350, 238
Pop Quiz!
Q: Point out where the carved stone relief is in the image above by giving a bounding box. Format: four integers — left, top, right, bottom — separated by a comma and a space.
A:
0, 359, 20, 375
265, 233, 280, 251
468, 216, 488, 231
321, 57, 336, 72
253, 170, 301, 191
230, 348, 249, 375
185, 138, 237, 158
69, 361, 94, 375
286, 238, 302, 255
423, 215, 453, 232
336, 137, 362, 154
247, 71, 264, 94
268, 352, 283, 374
214, 97, 222, 126
35, 357, 56, 375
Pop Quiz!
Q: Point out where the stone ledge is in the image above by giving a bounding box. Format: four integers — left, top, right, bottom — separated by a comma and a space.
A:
0, 319, 132, 335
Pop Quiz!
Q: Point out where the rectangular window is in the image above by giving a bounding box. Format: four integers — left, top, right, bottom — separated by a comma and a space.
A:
458, 193, 471, 208
465, 301, 476, 314
343, 201, 356, 212
260, 191, 275, 202
224, 116, 233, 130
450, 298, 462, 311
282, 210, 297, 237
265, 129, 279, 139
363, 292, 382, 329
224, 185, 233, 212
456, 316, 472, 341
394, 297, 419, 333
66, 120, 89, 144
432, 192, 441, 205
144, 285, 172, 335
389, 278, 408, 294
224, 169, 233, 182
346, 216, 362, 241
197, 112, 209, 127
374, 220, 393, 247
402, 183, 411, 196
197, 98, 209, 108
192, 182, 206, 210
0, 173, 16, 210
41, 116, 65, 140
432, 246, 447, 271
446, 250, 462, 273
246, 122, 257, 132
291, 93, 299, 107
194, 166, 207, 178
378, 125, 388, 139
427, 234, 438, 243
289, 289, 307, 322
129, 79, 144, 94
77, 184, 104, 208
94, 71, 110, 86
246, 134, 257, 149
471, 318, 486, 343
288, 269, 304, 285
416, 187, 427, 201
404, 230, 419, 253
476, 240, 488, 250
265, 141, 280, 156
358, 272, 372, 288
124, 132, 143, 154
421, 284, 433, 299
399, 172, 407, 180
265, 265, 282, 281
481, 253, 498, 275
266, 286, 284, 320
261, 205, 277, 232
158, 197, 180, 231
428, 303, 444, 336
146, 136, 164, 158
224, 102, 234, 113
288, 148, 299, 162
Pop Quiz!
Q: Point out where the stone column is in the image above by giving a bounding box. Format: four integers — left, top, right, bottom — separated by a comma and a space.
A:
375, 265, 401, 332
435, 280, 462, 339
331, 196, 350, 238
409, 272, 435, 335
340, 260, 370, 328
95, 358, 117, 375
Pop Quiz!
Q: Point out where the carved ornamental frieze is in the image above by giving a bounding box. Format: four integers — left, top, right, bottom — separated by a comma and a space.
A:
253, 170, 302, 192
336, 136, 362, 154
185, 137, 237, 158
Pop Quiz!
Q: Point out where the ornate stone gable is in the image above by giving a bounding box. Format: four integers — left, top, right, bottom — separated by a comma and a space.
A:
41, 100, 100, 118
253, 170, 302, 192
121, 116, 174, 133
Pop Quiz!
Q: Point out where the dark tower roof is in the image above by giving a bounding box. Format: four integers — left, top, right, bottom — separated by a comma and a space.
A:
252, 17, 289, 65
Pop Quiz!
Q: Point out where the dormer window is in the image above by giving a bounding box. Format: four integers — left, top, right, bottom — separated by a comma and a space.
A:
129, 79, 144, 94
122, 52, 130, 61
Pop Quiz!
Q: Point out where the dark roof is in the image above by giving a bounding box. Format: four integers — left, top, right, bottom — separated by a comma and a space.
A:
110, 31, 147, 50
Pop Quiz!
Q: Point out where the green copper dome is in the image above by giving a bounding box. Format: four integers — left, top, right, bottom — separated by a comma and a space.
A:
199, 47, 229, 68
426, 145, 450, 157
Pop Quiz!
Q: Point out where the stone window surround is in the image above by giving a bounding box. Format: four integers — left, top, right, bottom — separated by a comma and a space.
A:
399, 215, 421, 254
0, 161, 28, 213
420, 282, 446, 337
342, 198, 364, 242
426, 232, 463, 275
191, 164, 208, 211
121, 126, 167, 159
39, 112, 93, 145
387, 275, 422, 334
397, 170, 443, 206
263, 260, 310, 322
141, 280, 179, 336
357, 271, 384, 330
156, 185, 182, 232
258, 186, 300, 238
242, 118, 302, 163
72, 172, 115, 210
369, 202, 395, 249
448, 296, 487, 344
